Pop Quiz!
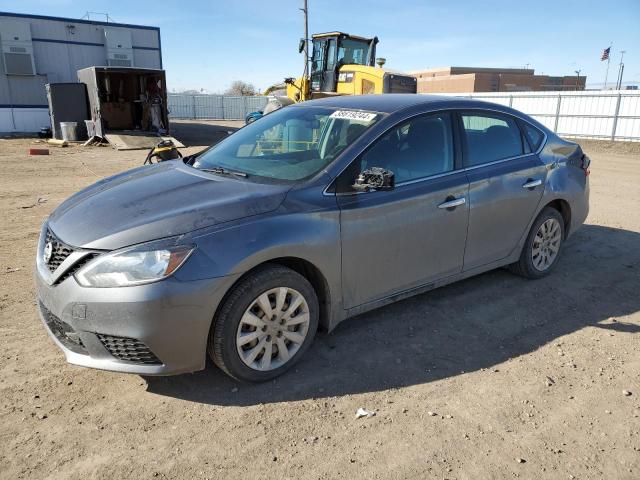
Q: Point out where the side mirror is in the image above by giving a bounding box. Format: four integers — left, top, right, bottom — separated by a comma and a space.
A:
298, 38, 306, 54
353, 167, 395, 192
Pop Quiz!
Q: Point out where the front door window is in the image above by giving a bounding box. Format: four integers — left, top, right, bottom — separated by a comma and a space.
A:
336, 112, 454, 192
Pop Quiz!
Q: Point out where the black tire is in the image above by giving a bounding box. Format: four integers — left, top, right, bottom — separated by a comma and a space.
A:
509, 206, 565, 279
208, 264, 319, 382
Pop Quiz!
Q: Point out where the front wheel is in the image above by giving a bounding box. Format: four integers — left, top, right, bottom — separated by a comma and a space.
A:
510, 207, 565, 279
208, 265, 318, 382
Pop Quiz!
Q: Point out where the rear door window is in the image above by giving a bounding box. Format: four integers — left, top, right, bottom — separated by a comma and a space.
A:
461, 112, 524, 167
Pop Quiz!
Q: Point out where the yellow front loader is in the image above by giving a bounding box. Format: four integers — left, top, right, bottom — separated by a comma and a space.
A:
284, 32, 417, 102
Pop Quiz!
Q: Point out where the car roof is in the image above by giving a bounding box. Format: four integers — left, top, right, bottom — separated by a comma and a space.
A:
295, 94, 553, 133
297, 93, 505, 114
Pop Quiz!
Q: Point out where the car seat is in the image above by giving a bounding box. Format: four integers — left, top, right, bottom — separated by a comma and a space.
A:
483, 125, 522, 160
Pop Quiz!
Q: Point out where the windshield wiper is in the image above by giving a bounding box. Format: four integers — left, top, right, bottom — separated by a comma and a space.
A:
199, 166, 248, 178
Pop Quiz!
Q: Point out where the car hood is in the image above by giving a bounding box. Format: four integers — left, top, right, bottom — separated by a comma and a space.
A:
48, 161, 289, 250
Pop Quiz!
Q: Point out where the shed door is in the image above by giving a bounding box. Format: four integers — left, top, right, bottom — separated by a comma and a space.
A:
46, 83, 90, 140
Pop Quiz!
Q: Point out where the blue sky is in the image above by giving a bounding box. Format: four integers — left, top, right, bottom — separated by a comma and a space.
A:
2, 0, 639, 92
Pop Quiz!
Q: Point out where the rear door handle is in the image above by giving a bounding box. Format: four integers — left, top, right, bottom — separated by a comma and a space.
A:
438, 197, 466, 209
522, 179, 542, 189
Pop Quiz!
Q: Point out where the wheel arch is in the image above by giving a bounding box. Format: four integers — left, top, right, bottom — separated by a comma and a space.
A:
543, 198, 572, 237
212, 257, 333, 333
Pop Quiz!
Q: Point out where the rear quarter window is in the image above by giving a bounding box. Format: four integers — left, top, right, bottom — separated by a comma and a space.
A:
521, 122, 545, 151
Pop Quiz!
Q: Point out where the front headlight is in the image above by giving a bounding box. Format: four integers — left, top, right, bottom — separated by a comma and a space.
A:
74, 243, 195, 288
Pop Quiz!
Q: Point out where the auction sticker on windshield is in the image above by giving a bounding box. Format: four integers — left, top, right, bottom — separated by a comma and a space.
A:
329, 110, 377, 123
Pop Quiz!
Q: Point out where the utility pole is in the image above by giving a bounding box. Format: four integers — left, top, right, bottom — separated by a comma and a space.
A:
301, 0, 309, 79
617, 64, 625, 90
616, 50, 626, 90
574, 69, 581, 91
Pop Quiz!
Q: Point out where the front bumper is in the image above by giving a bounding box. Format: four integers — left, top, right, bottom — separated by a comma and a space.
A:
35, 256, 238, 376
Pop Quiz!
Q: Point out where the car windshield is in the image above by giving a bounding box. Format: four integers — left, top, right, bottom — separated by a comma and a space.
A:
192, 106, 381, 181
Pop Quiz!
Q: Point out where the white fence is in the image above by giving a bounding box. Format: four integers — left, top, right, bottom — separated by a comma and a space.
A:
441, 90, 640, 142
166, 91, 640, 141
168, 94, 270, 120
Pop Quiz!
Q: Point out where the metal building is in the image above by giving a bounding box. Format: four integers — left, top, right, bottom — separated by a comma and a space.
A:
0, 11, 162, 133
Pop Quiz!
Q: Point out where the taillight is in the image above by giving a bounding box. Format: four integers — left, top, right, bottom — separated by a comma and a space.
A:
581, 154, 591, 176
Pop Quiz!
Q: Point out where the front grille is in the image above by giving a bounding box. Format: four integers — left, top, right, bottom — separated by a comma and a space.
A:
45, 228, 74, 272
55, 253, 98, 284
97, 334, 161, 365
39, 303, 86, 353
44, 228, 99, 284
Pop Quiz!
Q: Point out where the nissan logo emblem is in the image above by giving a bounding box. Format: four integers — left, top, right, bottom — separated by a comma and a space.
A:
44, 242, 53, 264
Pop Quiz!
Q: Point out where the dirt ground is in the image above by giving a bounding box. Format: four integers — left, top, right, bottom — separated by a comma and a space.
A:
0, 122, 639, 480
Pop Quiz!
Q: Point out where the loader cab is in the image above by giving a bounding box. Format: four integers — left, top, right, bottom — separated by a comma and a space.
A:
310, 32, 378, 93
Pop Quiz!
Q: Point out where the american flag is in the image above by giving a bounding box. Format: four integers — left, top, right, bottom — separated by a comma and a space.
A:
601, 47, 611, 61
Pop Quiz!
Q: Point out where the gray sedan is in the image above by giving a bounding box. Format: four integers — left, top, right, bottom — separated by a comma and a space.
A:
35, 94, 590, 381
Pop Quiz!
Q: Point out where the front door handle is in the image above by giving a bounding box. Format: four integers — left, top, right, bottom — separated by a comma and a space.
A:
522, 179, 542, 189
438, 197, 466, 209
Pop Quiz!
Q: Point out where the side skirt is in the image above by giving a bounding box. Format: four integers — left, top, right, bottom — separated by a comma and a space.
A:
328, 252, 521, 331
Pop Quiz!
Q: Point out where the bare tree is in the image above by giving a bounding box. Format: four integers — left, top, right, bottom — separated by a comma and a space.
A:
225, 80, 257, 96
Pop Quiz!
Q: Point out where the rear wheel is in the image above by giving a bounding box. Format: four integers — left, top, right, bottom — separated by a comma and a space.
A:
510, 207, 565, 279
208, 265, 318, 382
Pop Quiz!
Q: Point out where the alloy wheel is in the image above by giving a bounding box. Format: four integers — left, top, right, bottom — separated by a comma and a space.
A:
531, 218, 562, 271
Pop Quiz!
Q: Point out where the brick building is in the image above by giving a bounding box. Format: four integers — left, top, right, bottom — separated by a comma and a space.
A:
410, 67, 586, 93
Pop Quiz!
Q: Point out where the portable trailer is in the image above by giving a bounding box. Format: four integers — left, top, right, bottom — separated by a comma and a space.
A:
77, 66, 182, 150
